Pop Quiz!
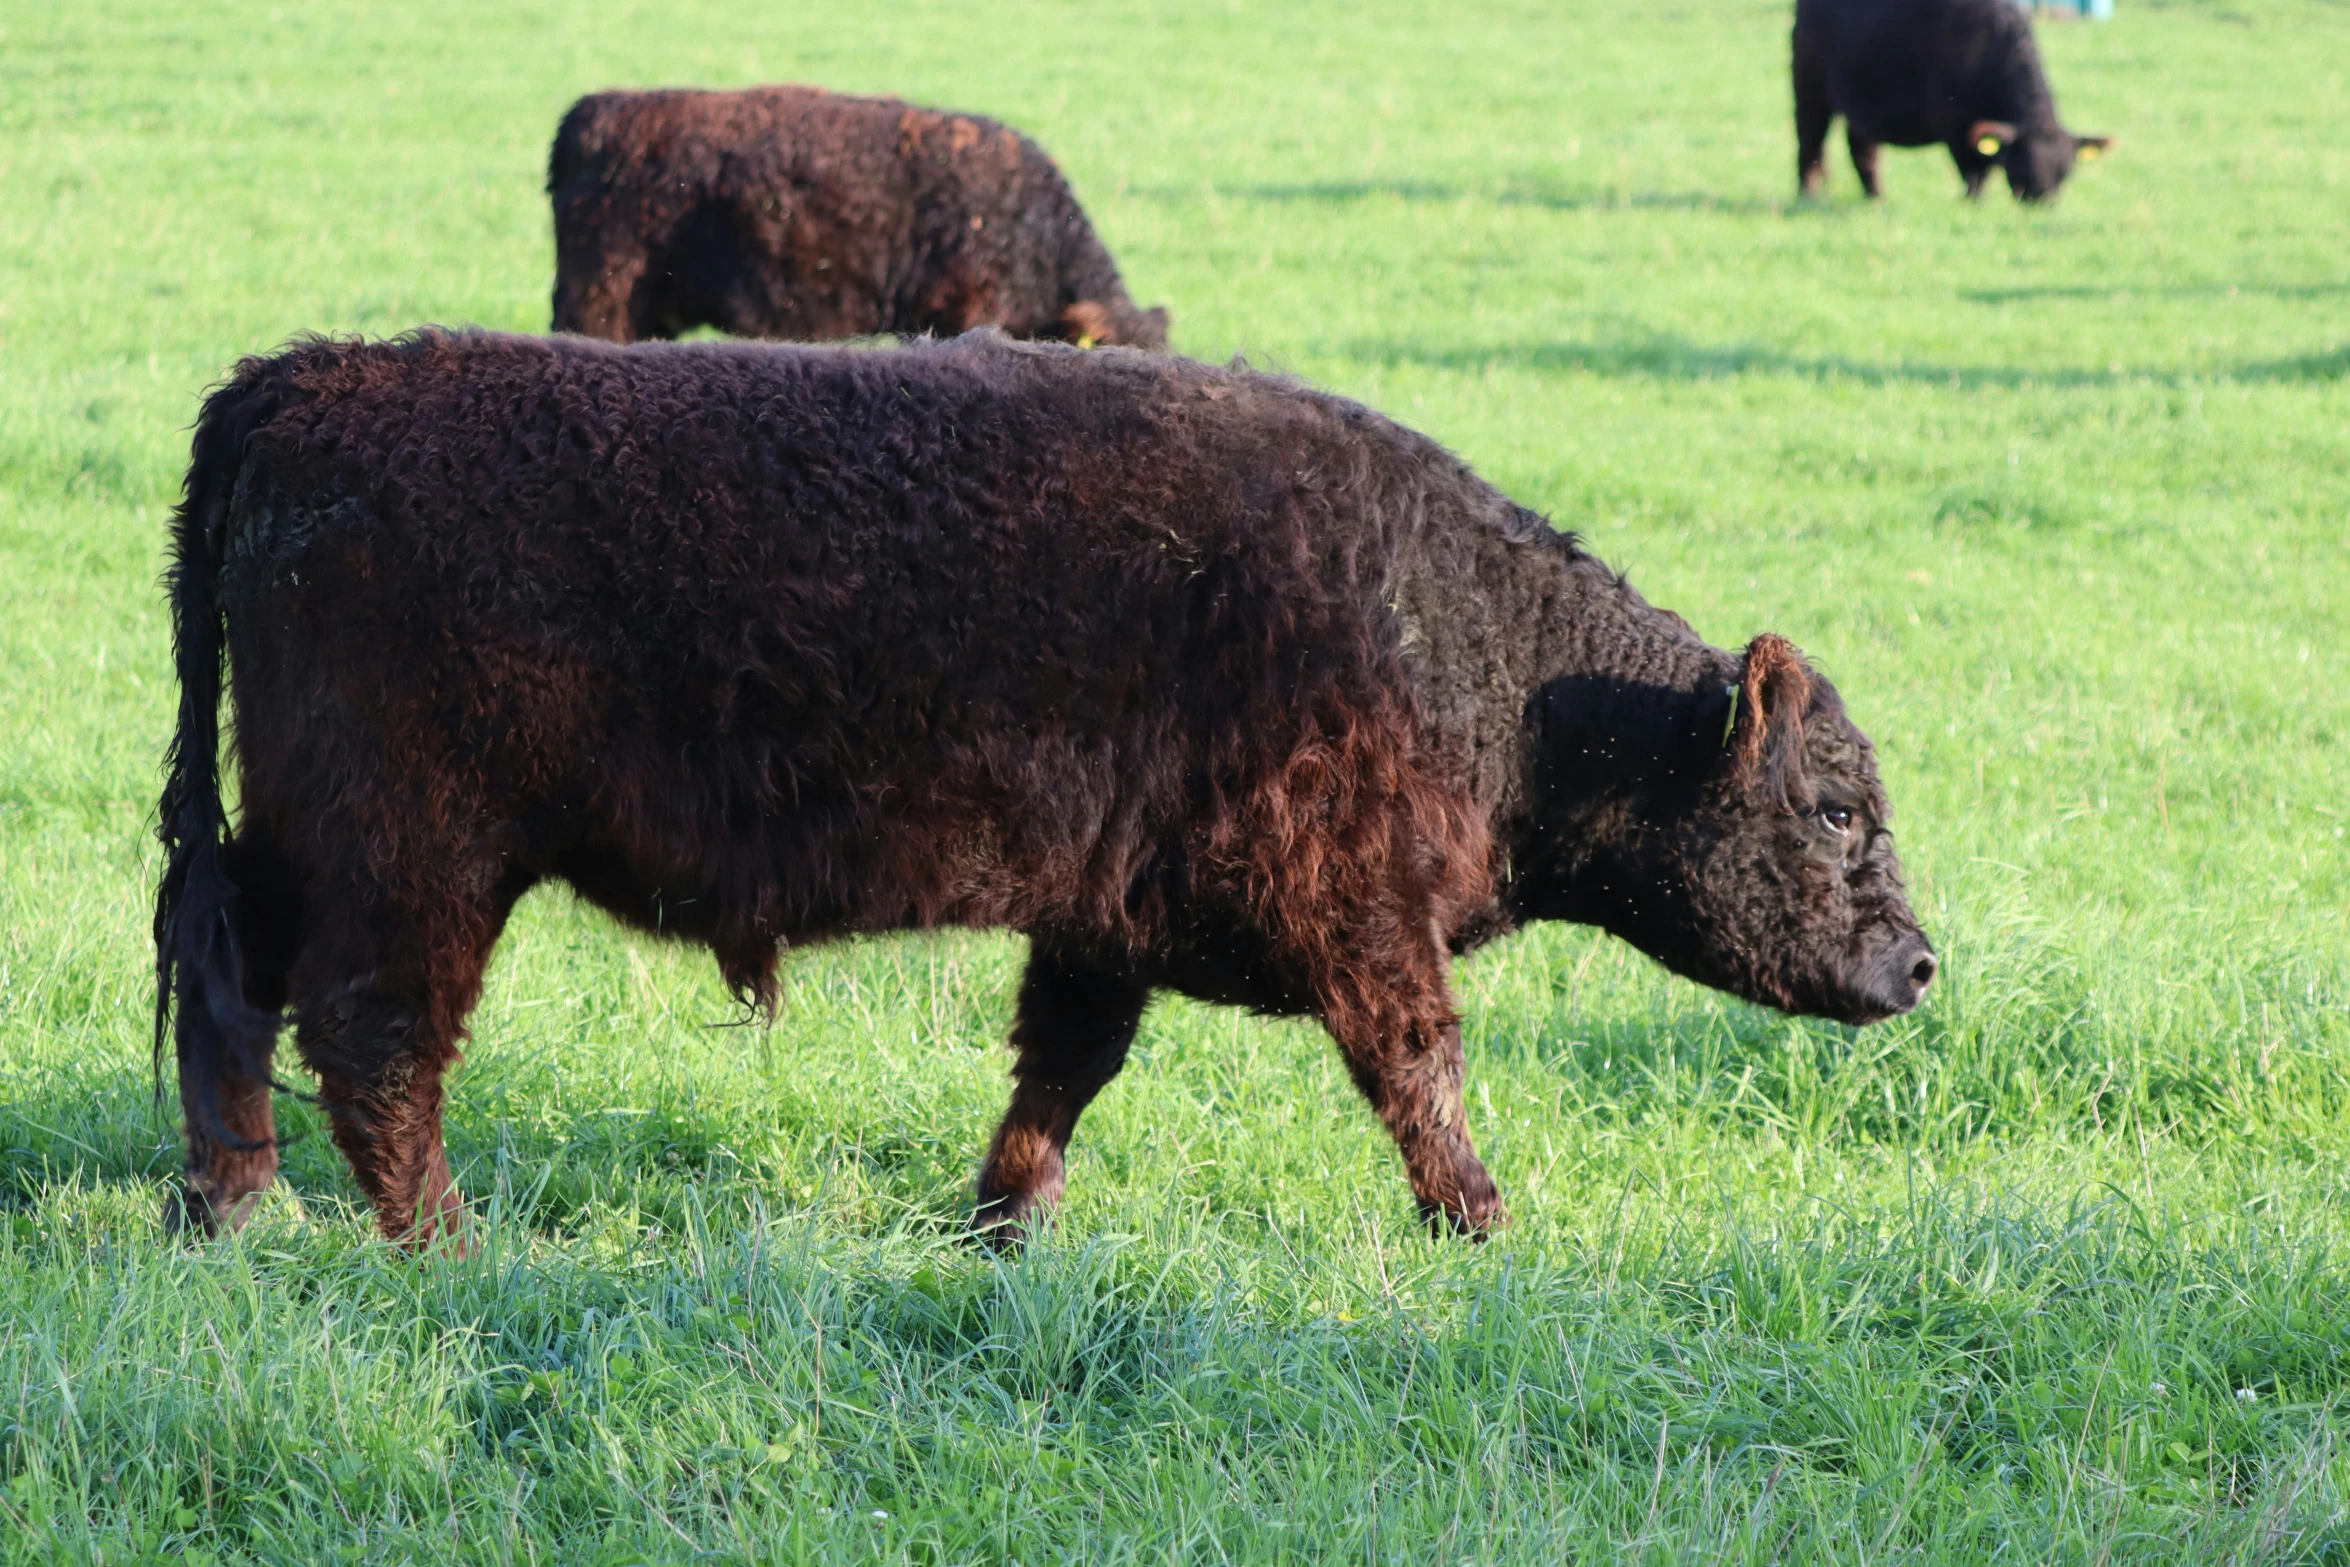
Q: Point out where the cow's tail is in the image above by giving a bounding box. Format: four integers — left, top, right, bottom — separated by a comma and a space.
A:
547, 93, 608, 197
154, 363, 288, 1133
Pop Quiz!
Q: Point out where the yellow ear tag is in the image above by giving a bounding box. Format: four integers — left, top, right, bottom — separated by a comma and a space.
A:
1976, 136, 2002, 155
2079, 144, 2101, 161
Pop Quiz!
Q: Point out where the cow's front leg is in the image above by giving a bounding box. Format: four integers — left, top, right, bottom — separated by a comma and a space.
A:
1954, 141, 1995, 199
1318, 976, 1505, 1237
972, 944, 1150, 1246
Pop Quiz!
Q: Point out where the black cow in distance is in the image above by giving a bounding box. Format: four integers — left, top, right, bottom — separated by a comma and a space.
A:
1794, 0, 2113, 201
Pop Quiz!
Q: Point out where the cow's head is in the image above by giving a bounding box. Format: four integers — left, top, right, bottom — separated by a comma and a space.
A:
1516, 635, 1934, 1025
1971, 120, 2115, 202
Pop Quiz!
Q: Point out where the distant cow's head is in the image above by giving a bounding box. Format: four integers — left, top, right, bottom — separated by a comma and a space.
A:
1971, 119, 2114, 202
1059, 299, 1172, 352
1518, 635, 1934, 1025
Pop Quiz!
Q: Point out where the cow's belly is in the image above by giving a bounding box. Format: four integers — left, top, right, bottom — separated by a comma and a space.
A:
1829, 75, 1954, 148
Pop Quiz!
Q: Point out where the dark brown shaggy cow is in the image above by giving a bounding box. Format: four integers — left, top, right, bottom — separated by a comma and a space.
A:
157, 329, 1934, 1249
548, 86, 1169, 350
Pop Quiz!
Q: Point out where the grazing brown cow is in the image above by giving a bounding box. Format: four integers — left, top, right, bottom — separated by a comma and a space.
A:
157, 330, 1933, 1249
548, 86, 1169, 349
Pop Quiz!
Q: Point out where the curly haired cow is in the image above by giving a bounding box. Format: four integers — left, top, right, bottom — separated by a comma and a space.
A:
156, 329, 1934, 1248
549, 87, 1168, 349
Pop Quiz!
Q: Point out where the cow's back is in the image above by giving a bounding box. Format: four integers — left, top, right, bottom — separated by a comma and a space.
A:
216, 330, 1497, 941
1796, 0, 2054, 146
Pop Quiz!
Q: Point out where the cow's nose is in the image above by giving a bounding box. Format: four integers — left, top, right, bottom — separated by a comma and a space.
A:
1862, 931, 1936, 1017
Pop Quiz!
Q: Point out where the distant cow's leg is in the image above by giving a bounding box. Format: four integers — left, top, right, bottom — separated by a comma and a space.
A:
1847, 126, 1883, 199
1316, 961, 1504, 1237
1953, 142, 1995, 199
287, 874, 507, 1249
972, 945, 1150, 1244
1793, 43, 1834, 197
551, 241, 648, 342
168, 834, 299, 1235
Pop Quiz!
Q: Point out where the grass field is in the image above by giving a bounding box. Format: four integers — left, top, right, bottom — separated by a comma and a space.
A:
3, 0, 2348, 1560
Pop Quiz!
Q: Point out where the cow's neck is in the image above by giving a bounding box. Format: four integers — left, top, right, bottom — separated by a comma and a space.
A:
1491, 544, 1734, 923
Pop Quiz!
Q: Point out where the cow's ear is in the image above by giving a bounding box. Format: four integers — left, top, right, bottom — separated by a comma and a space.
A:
1969, 120, 2019, 156
1731, 633, 1814, 810
2074, 134, 2115, 161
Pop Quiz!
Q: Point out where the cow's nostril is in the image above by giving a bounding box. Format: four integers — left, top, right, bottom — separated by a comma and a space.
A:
1911, 953, 1938, 990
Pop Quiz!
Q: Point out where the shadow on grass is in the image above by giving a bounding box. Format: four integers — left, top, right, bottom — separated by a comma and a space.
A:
1145, 178, 1789, 219
2240, 343, 2350, 382
1961, 281, 2350, 305
1338, 328, 2350, 387
0, 1069, 982, 1242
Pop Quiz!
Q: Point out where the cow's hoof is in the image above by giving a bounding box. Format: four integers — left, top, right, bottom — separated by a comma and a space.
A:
387, 1193, 475, 1259
1420, 1198, 1508, 1241
163, 1181, 265, 1240
968, 1190, 1053, 1251
398, 1224, 478, 1261
162, 1185, 217, 1240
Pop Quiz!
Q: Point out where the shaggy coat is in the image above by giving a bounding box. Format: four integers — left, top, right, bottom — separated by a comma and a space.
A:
156, 330, 1933, 1247
1793, 0, 2112, 200
549, 87, 1168, 349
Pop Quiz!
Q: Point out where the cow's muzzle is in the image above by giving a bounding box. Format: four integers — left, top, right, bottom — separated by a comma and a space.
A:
1853, 930, 1937, 1020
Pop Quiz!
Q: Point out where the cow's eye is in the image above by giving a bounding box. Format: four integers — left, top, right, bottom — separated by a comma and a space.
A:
1819, 804, 1854, 834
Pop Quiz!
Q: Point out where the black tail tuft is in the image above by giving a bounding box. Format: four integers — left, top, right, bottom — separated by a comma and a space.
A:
154, 361, 296, 1141
548, 93, 609, 197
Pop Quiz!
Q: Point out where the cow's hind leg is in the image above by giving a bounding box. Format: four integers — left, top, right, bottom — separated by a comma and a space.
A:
972, 944, 1150, 1245
550, 233, 650, 342
286, 873, 510, 1249
1794, 41, 1834, 197
1847, 124, 1883, 199
167, 834, 300, 1235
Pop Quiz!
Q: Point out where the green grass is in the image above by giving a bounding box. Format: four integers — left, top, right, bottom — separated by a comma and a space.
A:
3, 0, 2348, 1559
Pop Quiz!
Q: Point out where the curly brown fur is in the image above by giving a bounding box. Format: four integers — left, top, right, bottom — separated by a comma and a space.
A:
549, 87, 1169, 349
156, 328, 1928, 1248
